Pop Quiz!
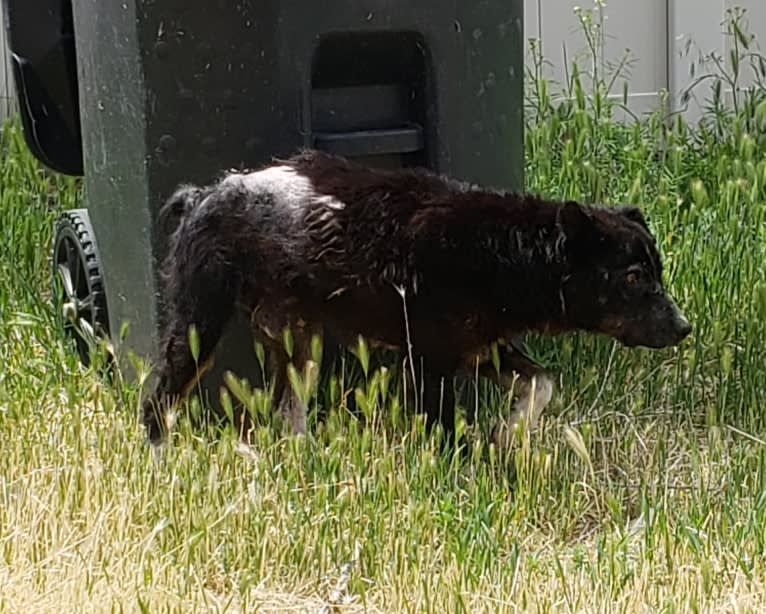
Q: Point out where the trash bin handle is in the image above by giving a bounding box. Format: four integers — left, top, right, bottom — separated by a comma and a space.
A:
312, 124, 423, 158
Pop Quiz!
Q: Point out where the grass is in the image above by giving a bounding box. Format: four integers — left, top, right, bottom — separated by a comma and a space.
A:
2, 8, 766, 612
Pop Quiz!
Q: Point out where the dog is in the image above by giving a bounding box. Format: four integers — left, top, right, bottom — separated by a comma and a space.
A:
142, 149, 692, 446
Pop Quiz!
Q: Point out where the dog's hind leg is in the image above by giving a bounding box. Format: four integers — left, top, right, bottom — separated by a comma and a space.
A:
262, 328, 320, 436
142, 257, 239, 445
402, 356, 458, 446
268, 350, 306, 435
422, 370, 456, 438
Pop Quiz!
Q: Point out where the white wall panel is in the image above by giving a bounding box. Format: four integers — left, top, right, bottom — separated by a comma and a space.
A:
723, 0, 766, 90
526, 0, 668, 118
670, 0, 728, 121
537, 0, 593, 86
599, 0, 667, 117
526, 0, 766, 122
525, 0, 542, 45
669, 0, 765, 121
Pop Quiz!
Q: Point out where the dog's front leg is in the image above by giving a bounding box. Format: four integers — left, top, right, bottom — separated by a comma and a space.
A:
478, 343, 554, 446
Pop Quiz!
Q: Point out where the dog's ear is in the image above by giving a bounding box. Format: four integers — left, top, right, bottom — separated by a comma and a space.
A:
615, 204, 657, 244
557, 200, 596, 239
159, 184, 204, 234
556, 200, 607, 262
616, 204, 649, 231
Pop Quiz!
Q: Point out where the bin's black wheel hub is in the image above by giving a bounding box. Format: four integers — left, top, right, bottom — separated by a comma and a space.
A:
52, 209, 110, 366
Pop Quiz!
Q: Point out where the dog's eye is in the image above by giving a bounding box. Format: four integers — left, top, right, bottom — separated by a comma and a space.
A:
625, 270, 641, 285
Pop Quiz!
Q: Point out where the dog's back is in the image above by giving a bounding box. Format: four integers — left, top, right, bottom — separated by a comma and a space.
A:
165, 150, 492, 291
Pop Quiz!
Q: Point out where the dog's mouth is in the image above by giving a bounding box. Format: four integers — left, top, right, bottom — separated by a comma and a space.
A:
601, 301, 692, 350
618, 321, 692, 349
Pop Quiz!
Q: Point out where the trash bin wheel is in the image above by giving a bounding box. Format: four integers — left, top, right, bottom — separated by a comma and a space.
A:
52, 209, 111, 366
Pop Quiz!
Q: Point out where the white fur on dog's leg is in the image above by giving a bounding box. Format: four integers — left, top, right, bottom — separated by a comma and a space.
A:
149, 440, 166, 468
279, 391, 307, 435
509, 373, 554, 431
144, 415, 171, 468
493, 373, 554, 450
291, 398, 307, 435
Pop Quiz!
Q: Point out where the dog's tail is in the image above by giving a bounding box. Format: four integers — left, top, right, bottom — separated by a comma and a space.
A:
158, 184, 207, 235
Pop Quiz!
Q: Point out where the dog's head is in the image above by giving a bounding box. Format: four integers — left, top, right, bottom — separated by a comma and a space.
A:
558, 201, 692, 349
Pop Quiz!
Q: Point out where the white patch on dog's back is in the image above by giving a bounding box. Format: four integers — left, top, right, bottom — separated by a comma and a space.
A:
221, 165, 345, 214
314, 194, 346, 210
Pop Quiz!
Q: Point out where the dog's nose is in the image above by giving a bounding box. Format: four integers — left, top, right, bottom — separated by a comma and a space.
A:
677, 316, 692, 339
669, 300, 692, 340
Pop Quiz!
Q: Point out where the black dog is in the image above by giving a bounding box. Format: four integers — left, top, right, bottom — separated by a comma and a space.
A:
142, 149, 691, 445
